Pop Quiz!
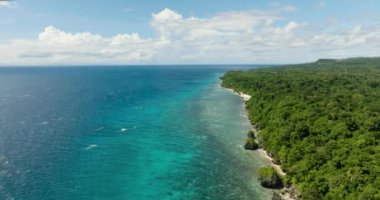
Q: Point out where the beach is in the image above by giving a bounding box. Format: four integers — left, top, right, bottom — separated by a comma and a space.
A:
225, 88, 252, 101
225, 87, 297, 200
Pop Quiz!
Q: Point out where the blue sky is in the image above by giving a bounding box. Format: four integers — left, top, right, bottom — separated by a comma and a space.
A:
1, 0, 380, 65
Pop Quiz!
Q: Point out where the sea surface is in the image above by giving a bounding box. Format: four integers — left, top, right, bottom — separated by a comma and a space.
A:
0, 66, 272, 200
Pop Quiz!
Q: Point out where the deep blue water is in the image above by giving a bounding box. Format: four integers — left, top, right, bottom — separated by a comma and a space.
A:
0, 66, 272, 199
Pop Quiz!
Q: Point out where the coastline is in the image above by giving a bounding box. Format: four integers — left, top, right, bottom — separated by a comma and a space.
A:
224, 87, 297, 200
225, 88, 252, 101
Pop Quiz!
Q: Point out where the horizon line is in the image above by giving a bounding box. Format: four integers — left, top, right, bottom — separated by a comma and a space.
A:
0, 63, 290, 68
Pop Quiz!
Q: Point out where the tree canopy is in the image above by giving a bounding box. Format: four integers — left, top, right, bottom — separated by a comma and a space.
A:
222, 57, 380, 200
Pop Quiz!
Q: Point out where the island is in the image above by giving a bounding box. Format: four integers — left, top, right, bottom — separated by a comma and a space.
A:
221, 57, 380, 200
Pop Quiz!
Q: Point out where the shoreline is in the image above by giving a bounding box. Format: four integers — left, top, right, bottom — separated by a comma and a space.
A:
225, 88, 252, 101
224, 87, 297, 200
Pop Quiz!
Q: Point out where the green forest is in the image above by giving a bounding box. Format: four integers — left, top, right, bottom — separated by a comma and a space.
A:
221, 57, 380, 200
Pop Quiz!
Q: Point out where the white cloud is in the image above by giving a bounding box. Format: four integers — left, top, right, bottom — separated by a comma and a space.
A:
0, 26, 164, 65
38, 26, 104, 45
0, 1, 18, 8
1, 8, 380, 65
152, 8, 183, 22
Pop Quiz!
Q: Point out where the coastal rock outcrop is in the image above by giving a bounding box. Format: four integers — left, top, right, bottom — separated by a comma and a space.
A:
257, 167, 283, 189
244, 137, 259, 150
243, 130, 259, 150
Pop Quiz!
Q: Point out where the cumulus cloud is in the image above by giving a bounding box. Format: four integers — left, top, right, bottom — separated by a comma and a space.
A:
0, 26, 165, 65
0, 8, 380, 65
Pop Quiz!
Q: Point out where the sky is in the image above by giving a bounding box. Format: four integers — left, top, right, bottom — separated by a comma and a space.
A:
1, 0, 380, 65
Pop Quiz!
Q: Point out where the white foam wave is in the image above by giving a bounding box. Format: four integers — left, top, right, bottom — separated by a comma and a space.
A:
85, 144, 98, 150
95, 127, 104, 131
39, 121, 49, 125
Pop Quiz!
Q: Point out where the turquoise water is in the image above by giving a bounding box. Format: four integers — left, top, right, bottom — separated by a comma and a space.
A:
0, 67, 272, 199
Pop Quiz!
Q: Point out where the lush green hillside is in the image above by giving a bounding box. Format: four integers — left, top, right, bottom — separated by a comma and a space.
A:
221, 57, 380, 200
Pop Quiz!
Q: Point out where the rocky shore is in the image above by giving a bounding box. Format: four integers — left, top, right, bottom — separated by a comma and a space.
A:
225, 88, 298, 200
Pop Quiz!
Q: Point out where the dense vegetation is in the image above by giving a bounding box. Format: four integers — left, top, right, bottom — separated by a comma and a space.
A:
222, 57, 380, 200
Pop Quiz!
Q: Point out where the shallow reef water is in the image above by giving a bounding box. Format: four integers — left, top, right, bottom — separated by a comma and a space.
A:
0, 66, 271, 199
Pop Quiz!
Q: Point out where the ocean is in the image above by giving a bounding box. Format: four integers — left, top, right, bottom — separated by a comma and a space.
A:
0, 66, 272, 200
